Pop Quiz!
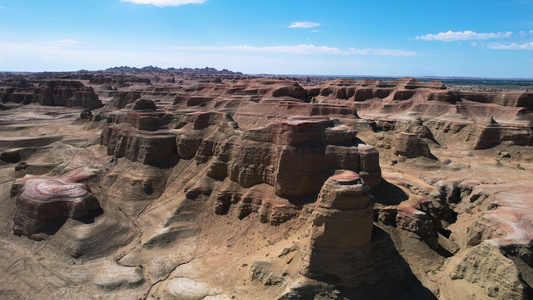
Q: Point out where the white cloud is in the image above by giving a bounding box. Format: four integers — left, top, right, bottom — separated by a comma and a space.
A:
56, 39, 82, 45
167, 44, 416, 56
520, 31, 528, 37
225, 44, 345, 54
414, 30, 512, 42
120, 0, 206, 7
530, 30, 533, 35
349, 48, 416, 56
289, 22, 320, 28
488, 42, 533, 50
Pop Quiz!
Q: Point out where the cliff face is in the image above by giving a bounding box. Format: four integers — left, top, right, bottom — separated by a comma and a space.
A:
101, 113, 381, 197
1, 80, 102, 109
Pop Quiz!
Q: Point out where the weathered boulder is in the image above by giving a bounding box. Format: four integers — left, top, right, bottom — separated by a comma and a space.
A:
396, 209, 439, 249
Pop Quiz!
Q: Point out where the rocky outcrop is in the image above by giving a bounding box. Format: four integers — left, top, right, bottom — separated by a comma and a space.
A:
393, 132, 432, 158
65, 90, 102, 109
0, 80, 102, 109
448, 242, 527, 299
11, 170, 101, 239
110, 92, 142, 109
300, 171, 406, 287
101, 123, 176, 164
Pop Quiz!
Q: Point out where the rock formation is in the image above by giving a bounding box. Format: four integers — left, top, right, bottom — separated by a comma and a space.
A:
0, 79, 102, 109
101, 113, 381, 196
393, 132, 432, 158
11, 170, 101, 239
300, 171, 407, 287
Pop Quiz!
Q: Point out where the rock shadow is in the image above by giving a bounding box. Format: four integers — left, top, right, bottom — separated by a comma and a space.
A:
370, 178, 409, 206
341, 227, 436, 299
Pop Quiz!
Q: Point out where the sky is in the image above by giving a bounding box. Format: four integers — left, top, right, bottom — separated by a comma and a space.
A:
0, 0, 532, 78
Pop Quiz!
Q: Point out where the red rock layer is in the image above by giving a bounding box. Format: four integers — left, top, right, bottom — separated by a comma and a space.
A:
12, 170, 100, 238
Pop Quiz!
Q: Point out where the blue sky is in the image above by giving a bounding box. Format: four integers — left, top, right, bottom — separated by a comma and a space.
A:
0, 0, 532, 77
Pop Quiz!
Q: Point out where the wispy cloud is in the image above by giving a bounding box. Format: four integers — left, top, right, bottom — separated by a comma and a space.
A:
488, 42, 533, 50
55, 39, 82, 45
289, 21, 320, 28
350, 48, 416, 56
167, 44, 416, 56
225, 44, 344, 54
414, 30, 512, 42
120, 0, 206, 7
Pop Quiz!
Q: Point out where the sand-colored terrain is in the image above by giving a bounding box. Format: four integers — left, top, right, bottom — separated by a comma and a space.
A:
1, 71, 533, 299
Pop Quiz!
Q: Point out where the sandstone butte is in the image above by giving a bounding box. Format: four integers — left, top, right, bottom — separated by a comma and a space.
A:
0, 72, 533, 299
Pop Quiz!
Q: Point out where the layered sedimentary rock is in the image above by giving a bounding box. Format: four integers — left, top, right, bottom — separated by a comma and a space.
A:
11, 170, 101, 239
101, 123, 176, 164
300, 171, 404, 286
0, 79, 102, 109
308, 77, 446, 102
232, 116, 381, 195
101, 113, 381, 196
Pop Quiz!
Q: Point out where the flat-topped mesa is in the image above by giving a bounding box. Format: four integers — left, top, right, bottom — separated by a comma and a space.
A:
242, 116, 354, 146
12, 170, 100, 239
300, 171, 403, 287
227, 116, 381, 197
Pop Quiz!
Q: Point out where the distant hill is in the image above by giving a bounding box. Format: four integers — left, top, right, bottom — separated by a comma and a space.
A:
104, 66, 243, 75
